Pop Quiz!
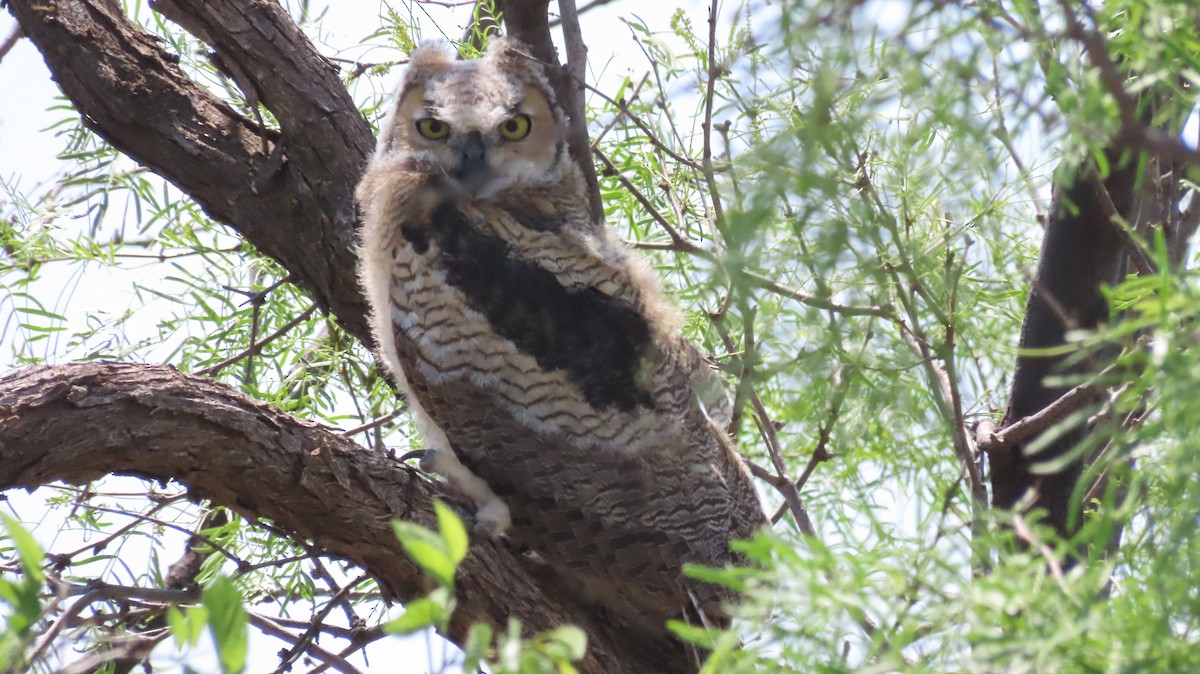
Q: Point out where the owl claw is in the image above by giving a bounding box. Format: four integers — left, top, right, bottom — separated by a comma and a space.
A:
473, 497, 512, 539
399, 448, 432, 464
472, 517, 499, 538
407, 449, 511, 538
398, 448, 442, 474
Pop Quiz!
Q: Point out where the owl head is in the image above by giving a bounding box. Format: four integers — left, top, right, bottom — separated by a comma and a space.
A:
375, 39, 570, 199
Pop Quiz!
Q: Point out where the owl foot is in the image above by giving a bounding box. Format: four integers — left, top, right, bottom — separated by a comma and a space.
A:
472, 497, 512, 538
407, 448, 511, 539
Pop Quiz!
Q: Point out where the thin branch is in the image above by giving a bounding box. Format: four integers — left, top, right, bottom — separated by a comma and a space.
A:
589, 73, 649, 150
273, 572, 371, 674
578, 77, 703, 170
56, 495, 183, 562
768, 366, 849, 525
699, 0, 726, 234
1059, 0, 1200, 168
249, 613, 367, 674
740, 269, 894, 319
195, 304, 317, 377
1086, 171, 1157, 276
548, 0, 617, 27
0, 24, 21, 63
340, 407, 408, 438
73, 502, 245, 568
974, 378, 1106, 458
594, 147, 714, 259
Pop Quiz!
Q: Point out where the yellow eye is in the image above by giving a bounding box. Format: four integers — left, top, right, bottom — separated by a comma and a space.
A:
498, 114, 532, 141
415, 118, 450, 140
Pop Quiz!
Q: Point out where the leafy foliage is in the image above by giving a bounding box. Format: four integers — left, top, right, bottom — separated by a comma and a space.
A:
390, 502, 587, 673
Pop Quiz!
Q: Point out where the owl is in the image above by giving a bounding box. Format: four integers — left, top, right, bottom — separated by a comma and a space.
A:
356, 39, 766, 634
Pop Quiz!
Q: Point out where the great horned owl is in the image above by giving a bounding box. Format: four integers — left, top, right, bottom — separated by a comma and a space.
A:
356, 39, 766, 632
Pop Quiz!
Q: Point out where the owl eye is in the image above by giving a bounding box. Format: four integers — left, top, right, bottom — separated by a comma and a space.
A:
416, 118, 450, 140
498, 114, 532, 141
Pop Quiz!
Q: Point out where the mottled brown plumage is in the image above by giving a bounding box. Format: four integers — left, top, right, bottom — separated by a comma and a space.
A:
356, 39, 765, 632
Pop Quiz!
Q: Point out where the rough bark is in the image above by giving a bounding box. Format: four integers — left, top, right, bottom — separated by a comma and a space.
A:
7, 0, 375, 346
0, 362, 684, 674
4, 0, 688, 671
989, 156, 1134, 540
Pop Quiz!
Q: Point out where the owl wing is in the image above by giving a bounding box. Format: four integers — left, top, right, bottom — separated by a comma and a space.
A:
390, 198, 765, 627
406, 362, 752, 628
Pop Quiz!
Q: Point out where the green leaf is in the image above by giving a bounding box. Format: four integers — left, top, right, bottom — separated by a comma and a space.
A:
0, 516, 46, 638
202, 576, 248, 674
498, 618, 524, 672
167, 605, 208, 649
535, 626, 587, 662
519, 651, 557, 674
393, 519, 455, 588
464, 621, 493, 673
382, 588, 453, 635
434, 500, 469, 567
1, 515, 45, 583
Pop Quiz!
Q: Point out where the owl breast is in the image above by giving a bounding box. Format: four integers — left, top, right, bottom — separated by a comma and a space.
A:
384, 195, 692, 452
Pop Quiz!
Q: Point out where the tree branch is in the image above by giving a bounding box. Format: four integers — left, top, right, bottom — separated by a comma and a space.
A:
0, 362, 686, 674
8, 0, 376, 347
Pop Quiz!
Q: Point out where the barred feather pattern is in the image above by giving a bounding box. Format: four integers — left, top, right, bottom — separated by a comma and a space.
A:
355, 40, 765, 632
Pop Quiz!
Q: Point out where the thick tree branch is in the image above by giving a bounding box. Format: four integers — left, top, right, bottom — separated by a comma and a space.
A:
7, 0, 375, 347
989, 154, 1134, 543
0, 362, 684, 674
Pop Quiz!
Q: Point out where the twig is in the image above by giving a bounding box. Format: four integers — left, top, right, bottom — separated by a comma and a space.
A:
1059, 0, 1200, 168
589, 73, 649, 150
740, 269, 893, 319
340, 407, 408, 437
1085, 170, 1157, 275
250, 613, 367, 674
579, 77, 702, 170
196, 304, 318, 377
768, 366, 849, 524
973, 379, 1106, 457
29, 580, 203, 670
77, 502, 243, 567
27, 587, 113, 668
0, 24, 22, 64
272, 570, 370, 674
593, 147, 714, 259
1012, 513, 1066, 588
57, 495, 183, 561
548, 0, 617, 27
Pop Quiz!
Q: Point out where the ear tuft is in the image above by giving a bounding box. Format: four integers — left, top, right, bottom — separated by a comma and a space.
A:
404, 42, 455, 85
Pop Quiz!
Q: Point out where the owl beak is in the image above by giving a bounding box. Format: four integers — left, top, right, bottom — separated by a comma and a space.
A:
455, 131, 488, 185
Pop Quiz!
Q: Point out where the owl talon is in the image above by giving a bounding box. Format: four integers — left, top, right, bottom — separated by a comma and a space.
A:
473, 497, 512, 539
399, 449, 432, 465
409, 448, 511, 538
472, 518, 498, 538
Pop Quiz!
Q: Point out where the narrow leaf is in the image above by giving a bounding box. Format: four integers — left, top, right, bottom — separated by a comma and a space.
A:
202, 576, 248, 674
